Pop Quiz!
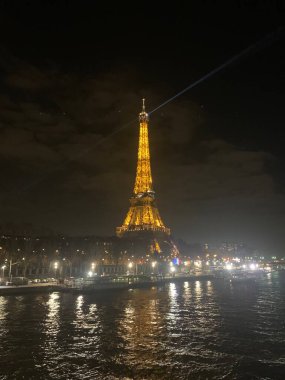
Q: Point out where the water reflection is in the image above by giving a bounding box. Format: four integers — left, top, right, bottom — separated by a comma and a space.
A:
0, 296, 8, 340
0, 296, 8, 320
0, 274, 284, 379
168, 282, 178, 317
45, 292, 60, 337
195, 280, 201, 296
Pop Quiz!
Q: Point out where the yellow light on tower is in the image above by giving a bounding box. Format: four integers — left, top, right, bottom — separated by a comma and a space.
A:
116, 100, 171, 237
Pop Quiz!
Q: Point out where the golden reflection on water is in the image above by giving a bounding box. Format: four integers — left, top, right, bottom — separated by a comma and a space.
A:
1, 274, 284, 379
119, 290, 162, 364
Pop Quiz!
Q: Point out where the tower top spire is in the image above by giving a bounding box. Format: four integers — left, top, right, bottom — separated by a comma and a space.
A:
139, 98, 149, 122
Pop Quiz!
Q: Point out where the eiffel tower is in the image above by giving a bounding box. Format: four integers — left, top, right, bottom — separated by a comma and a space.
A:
117, 100, 178, 257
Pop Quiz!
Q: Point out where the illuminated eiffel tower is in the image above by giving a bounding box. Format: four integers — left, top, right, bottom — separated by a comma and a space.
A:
117, 100, 178, 257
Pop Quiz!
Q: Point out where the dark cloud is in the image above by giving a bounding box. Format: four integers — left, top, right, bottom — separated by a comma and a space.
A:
0, 0, 284, 257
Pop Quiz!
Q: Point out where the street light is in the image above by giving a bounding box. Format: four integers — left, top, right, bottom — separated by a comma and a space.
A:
225, 262, 233, 270
63, 258, 72, 277
87, 262, 96, 277
151, 261, 157, 274
8, 258, 26, 281
127, 262, 133, 275
54, 262, 59, 278
1, 265, 6, 278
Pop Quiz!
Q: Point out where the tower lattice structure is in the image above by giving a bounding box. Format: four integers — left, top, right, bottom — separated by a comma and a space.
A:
117, 100, 170, 238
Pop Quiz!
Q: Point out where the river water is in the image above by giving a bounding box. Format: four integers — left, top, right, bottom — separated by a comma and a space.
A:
0, 272, 284, 379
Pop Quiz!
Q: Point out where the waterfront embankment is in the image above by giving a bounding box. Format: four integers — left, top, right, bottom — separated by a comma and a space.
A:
0, 274, 214, 295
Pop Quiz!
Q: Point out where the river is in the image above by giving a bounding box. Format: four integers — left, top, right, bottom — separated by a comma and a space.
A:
0, 272, 284, 379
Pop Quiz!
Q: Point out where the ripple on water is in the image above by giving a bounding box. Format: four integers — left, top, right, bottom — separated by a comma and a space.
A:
0, 273, 285, 379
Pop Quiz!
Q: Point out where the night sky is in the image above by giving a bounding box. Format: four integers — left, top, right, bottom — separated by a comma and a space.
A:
0, 1, 284, 255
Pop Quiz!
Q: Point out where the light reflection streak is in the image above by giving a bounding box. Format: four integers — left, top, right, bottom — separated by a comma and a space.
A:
169, 282, 178, 313
184, 281, 189, 289
3, 277, 282, 379
75, 295, 84, 320
166, 282, 180, 329
119, 293, 162, 364
0, 296, 8, 321
0, 296, 8, 340
206, 280, 213, 296
45, 292, 60, 337
183, 281, 190, 299
122, 302, 136, 338
195, 280, 202, 298
73, 296, 101, 339
169, 282, 177, 298
42, 292, 61, 361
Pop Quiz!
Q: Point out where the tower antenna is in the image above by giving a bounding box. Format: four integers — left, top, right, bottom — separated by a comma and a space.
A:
142, 98, 145, 112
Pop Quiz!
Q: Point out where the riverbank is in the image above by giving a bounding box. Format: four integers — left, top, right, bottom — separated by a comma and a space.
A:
0, 283, 62, 296
0, 274, 214, 296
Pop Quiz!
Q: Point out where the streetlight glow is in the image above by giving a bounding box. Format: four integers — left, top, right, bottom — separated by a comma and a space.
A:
1, 265, 6, 277
249, 263, 258, 270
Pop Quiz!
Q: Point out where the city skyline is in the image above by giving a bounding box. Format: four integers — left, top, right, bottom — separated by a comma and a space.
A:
0, 1, 284, 255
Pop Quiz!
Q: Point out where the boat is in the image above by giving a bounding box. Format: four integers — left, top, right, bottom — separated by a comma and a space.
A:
64, 275, 130, 293
64, 274, 162, 293
62, 272, 216, 294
